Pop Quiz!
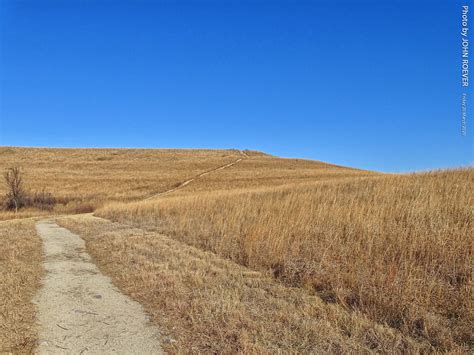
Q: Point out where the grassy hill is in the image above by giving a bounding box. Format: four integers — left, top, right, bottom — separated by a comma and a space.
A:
0, 147, 472, 352
0, 146, 372, 219
98, 167, 472, 351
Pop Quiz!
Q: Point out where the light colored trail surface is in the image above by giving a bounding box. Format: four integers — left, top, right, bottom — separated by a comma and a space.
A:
144, 150, 248, 200
33, 220, 162, 354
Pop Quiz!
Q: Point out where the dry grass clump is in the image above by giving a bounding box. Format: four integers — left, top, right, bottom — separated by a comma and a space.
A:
98, 168, 473, 351
58, 215, 432, 353
0, 219, 43, 352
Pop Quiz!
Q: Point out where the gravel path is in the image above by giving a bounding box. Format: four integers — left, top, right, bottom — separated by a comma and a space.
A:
33, 220, 162, 354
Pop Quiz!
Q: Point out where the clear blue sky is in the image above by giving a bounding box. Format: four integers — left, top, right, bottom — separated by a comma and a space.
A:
0, 0, 472, 172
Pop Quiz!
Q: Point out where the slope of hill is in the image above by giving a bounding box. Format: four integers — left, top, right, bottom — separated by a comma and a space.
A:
0, 147, 472, 352
0, 146, 372, 219
98, 168, 473, 351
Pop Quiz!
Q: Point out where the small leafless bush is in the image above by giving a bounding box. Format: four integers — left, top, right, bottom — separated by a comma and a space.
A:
3, 167, 26, 212
3, 167, 57, 212
29, 189, 56, 211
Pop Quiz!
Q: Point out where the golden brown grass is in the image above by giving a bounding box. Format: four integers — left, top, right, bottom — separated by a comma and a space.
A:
170, 155, 374, 196
58, 214, 433, 353
0, 209, 52, 221
98, 168, 474, 351
0, 219, 43, 352
0, 147, 368, 220
0, 147, 243, 212
2, 147, 471, 352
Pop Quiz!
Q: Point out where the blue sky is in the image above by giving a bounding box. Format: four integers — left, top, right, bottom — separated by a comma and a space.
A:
0, 0, 472, 172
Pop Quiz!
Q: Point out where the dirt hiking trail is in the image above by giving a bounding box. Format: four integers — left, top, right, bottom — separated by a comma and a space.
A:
144, 150, 249, 200
33, 220, 163, 354
31, 152, 251, 353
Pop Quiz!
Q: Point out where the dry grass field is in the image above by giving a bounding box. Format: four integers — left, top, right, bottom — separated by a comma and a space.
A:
0, 146, 370, 219
57, 215, 433, 353
99, 168, 473, 351
0, 147, 472, 352
0, 147, 243, 217
168, 155, 374, 196
0, 219, 42, 353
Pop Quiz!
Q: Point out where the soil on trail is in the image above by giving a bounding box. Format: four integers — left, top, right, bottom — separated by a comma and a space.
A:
33, 220, 162, 354
144, 150, 248, 200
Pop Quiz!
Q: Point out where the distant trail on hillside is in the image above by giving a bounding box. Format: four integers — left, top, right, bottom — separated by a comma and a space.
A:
33, 220, 163, 354
144, 150, 248, 200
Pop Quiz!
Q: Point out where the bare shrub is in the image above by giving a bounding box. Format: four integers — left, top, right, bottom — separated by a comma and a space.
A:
3, 167, 58, 212
3, 167, 26, 212
30, 189, 56, 211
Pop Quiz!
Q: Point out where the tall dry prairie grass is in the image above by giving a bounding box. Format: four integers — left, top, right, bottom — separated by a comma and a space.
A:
58, 214, 433, 353
99, 168, 473, 351
0, 219, 42, 352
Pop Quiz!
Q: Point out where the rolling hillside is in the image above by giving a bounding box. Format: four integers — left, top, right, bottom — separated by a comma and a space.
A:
0, 146, 372, 219
0, 147, 472, 353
